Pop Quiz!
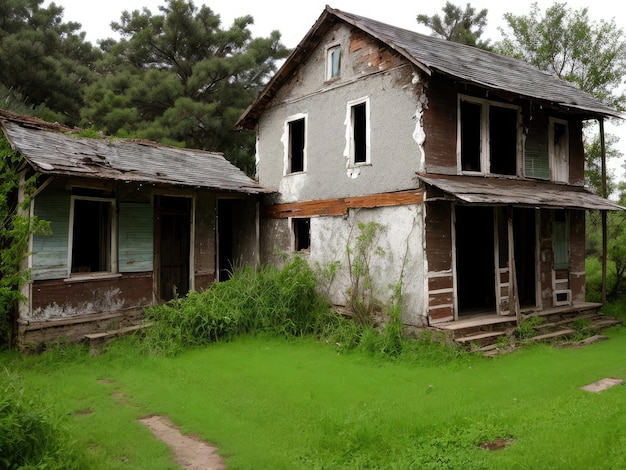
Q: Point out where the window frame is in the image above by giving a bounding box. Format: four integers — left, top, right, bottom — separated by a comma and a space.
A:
290, 217, 311, 253
68, 195, 117, 277
457, 95, 521, 176
284, 113, 307, 175
345, 96, 371, 167
326, 44, 341, 81
549, 117, 569, 183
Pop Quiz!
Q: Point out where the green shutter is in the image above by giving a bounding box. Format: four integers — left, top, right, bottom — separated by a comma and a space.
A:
553, 221, 569, 270
32, 187, 71, 280
118, 203, 153, 272
524, 127, 549, 179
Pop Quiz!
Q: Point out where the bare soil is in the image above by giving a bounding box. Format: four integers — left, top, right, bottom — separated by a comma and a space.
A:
138, 415, 226, 470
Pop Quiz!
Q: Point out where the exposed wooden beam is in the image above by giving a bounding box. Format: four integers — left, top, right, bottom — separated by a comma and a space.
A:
263, 189, 424, 218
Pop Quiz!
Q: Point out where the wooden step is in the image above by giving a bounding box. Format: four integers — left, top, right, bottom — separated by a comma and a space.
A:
530, 328, 575, 342
455, 330, 507, 344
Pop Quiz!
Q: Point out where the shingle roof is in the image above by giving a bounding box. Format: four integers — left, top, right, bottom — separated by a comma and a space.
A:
0, 112, 268, 194
238, 6, 620, 128
417, 173, 625, 211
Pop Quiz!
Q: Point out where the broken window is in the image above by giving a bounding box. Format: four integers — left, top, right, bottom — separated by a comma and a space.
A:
347, 98, 369, 165
287, 116, 306, 174
524, 124, 549, 180
292, 218, 311, 252
327, 45, 341, 80
70, 197, 115, 274
550, 118, 569, 183
458, 96, 519, 175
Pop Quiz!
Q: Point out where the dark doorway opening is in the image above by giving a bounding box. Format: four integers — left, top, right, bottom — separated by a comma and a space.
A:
217, 199, 235, 282
456, 206, 496, 315
513, 208, 537, 308
156, 196, 191, 301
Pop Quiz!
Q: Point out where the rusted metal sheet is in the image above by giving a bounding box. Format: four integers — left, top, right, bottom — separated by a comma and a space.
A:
418, 173, 625, 211
263, 190, 424, 218
0, 112, 269, 194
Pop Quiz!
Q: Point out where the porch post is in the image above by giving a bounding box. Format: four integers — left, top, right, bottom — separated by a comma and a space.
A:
599, 117, 607, 304
507, 208, 520, 325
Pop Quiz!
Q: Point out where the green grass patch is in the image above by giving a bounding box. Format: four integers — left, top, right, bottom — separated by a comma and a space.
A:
3, 324, 626, 469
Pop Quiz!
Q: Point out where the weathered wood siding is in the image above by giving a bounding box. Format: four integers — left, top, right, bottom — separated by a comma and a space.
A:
31, 273, 152, 317
118, 203, 153, 272
194, 192, 217, 290
32, 186, 70, 280
425, 200, 454, 322
422, 80, 457, 174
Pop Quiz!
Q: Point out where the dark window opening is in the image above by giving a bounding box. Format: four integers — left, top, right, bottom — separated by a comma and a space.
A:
460, 100, 482, 171
289, 118, 305, 173
489, 106, 518, 175
293, 218, 311, 252
352, 102, 367, 164
71, 199, 112, 273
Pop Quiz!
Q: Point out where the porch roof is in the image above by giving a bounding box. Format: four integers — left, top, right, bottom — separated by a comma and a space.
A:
0, 112, 269, 194
417, 173, 625, 211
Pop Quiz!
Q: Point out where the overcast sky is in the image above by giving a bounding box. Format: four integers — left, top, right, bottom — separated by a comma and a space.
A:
47, 0, 626, 183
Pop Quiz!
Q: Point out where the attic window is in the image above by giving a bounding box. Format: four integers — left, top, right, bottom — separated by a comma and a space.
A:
327, 45, 341, 80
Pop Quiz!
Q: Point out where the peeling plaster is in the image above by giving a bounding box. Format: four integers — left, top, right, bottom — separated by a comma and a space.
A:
413, 73, 427, 173
31, 288, 125, 321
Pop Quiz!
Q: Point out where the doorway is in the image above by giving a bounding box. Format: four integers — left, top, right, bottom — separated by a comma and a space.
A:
455, 206, 496, 315
513, 208, 537, 308
155, 195, 191, 301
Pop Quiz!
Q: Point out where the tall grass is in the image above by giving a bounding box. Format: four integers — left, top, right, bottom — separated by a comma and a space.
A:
143, 256, 331, 355
0, 368, 87, 469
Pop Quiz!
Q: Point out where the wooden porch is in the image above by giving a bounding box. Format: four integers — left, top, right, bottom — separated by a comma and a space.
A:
432, 302, 622, 352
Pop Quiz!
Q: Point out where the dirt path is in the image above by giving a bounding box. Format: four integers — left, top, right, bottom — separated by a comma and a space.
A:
138, 415, 226, 470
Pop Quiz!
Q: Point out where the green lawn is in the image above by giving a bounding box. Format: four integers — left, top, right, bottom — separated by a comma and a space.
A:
3, 327, 626, 469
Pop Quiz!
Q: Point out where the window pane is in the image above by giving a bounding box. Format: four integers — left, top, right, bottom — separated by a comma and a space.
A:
329, 48, 341, 78
460, 101, 482, 171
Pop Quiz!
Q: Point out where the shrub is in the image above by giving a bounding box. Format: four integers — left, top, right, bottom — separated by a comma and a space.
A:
143, 256, 331, 355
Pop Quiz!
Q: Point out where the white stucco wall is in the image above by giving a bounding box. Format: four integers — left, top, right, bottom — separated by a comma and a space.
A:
308, 205, 425, 326
256, 23, 425, 203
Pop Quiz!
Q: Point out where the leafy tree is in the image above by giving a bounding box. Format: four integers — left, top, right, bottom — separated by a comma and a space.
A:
0, 0, 101, 125
417, 2, 491, 49
497, 2, 626, 197
82, 0, 290, 174
497, 2, 626, 112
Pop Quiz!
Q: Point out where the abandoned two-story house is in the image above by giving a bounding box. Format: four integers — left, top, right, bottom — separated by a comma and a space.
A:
237, 6, 624, 333
1, 111, 267, 350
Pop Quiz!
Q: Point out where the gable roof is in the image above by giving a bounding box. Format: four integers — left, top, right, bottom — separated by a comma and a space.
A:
0, 112, 268, 194
238, 6, 620, 129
